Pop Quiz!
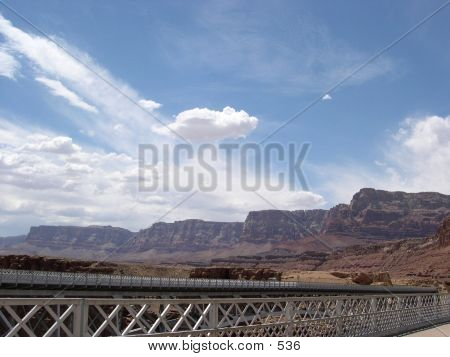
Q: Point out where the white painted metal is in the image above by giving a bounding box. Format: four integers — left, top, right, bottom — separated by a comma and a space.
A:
0, 294, 449, 337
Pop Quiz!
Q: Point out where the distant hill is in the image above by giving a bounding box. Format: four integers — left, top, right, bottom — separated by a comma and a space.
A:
0, 235, 26, 249
1, 188, 449, 263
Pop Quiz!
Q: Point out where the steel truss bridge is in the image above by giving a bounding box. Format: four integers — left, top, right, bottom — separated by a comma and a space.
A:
0, 269, 449, 337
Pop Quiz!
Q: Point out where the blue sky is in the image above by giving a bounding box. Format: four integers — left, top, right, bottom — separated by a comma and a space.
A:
0, 0, 449, 235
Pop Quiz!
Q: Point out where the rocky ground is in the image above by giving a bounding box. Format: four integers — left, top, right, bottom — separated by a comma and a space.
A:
0, 255, 192, 278
0, 253, 447, 292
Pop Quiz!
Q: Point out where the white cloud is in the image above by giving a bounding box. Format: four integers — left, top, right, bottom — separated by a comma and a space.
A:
0, 117, 328, 235
388, 115, 450, 193
36, 77, 98, 113
22, 135, 81, 155
165, 189, 326, 224
154, 106, 258, 141
286, 191, 326, 208
138, 99, 161, 111
0, 118, 32, 146
0, 119, 156, 233
0, 14, 162, 153
314, 115, 450, 203
157, 2, 394, 93
322, 94, 332, 101
396, 116, 450, 154
0, 47, 20, 79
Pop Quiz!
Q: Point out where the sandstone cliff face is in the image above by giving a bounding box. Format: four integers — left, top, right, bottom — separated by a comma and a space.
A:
241, 209, 327, 243
26, 225, 134, 251
129, 219, 243, 252
2, 188, 449, 262
237, 189, 449, 245
323, 188, 450, 239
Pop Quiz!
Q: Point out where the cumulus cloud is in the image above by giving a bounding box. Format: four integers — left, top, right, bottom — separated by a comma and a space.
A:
389, 115, 450, 192
314, 115, 450, 203
0, 119, 156, 233
35, 77, 98, 113
0, 47, 20, 79
395, 116, 450, 154
138, 99, 162, 111
154, 106, 258, 141
22, 136, 81, 155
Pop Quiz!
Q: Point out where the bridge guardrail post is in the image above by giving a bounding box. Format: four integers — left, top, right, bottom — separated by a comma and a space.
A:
432, 294, 438, 322
73, 299, 88, 337
416, 295, 423, 331
285, 301, 294, 336
336, 299, 343, 336
208, 302, 219, 337
370, 297, 377, 334
398, 296, 404, 331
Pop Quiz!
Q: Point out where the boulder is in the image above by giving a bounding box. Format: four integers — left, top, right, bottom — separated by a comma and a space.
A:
351, 272, 373, 285
372, 271, 392, 286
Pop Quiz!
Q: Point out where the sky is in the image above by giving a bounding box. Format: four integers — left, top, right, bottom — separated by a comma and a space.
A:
0, 0, 449, 235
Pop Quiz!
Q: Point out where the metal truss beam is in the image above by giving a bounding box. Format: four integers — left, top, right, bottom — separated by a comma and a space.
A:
0, 293, 449, 337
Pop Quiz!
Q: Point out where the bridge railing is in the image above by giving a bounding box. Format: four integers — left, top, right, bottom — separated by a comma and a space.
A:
0, 293, 449, 337
0, 269, 438, 294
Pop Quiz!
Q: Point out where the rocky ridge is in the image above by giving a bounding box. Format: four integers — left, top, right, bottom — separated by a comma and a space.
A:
26, 225, 134, 250
209, 217, 450, 279
1, 188, 449, 262
128, 219, 243, 253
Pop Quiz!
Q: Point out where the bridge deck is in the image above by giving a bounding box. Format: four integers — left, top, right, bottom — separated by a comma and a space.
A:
405, 323, 450, 337
0, 269, 437, 295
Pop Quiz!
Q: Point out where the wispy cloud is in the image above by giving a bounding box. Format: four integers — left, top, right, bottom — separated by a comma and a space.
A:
36, 77, 98, 113
0, 47, 20, 79
156, 1, 394, 93
0, 14, 162, 153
